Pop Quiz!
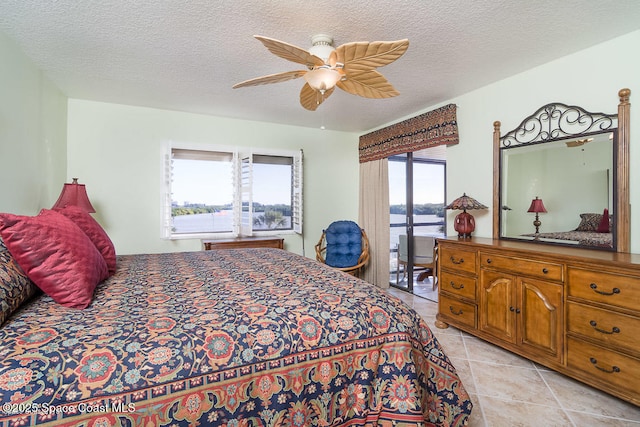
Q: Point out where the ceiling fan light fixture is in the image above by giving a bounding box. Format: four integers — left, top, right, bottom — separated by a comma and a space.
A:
308, 34, 334, 62
304, 66, 342, 92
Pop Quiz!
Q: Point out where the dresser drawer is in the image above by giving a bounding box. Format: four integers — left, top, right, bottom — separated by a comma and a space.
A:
480, 252, 563, 282
439, 294, 476, 328
568, 268, 640, 312
567, 302, 640, 354
440, 246, 477, 275
439, 270, 476, 301
567, 337, 640, 397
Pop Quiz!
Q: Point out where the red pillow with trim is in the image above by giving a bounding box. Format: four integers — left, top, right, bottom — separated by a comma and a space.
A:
55, 205, 117, 275
597, 208, 610, 233
0, 209, 109, 309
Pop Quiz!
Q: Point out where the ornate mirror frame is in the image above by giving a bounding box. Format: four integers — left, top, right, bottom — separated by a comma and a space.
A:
492, 88, 631, 252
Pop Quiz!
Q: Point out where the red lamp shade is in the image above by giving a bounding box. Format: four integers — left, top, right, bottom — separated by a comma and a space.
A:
52, 178, 96, 213
527, 197, 547, 213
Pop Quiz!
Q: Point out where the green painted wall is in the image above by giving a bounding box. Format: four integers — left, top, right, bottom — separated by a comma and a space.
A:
66, 100, 359, 255
0, 31, 67, 214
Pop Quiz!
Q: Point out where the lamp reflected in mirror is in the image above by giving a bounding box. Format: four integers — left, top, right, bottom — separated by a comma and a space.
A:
527, 196, 547, 238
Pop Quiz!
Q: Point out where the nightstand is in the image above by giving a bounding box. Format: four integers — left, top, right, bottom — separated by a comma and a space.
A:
202, 236, 284, 250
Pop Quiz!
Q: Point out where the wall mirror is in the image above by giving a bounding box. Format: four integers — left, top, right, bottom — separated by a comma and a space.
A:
492, 89, 631, 252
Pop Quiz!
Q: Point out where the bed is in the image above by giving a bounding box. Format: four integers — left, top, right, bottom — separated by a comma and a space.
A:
522, 212, 613, 248
0, 209, 472, 426
522, 230, 612, 247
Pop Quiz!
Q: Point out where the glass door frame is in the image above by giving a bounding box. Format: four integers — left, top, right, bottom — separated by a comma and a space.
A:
389, 153, 447, 293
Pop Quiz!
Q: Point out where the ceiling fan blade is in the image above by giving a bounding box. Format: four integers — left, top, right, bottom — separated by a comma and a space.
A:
233, 70, 307, 88
300, 83, 334, 111
337, 70, 399, 99
336, 39, 409, 73
327, 50, 338, 68
254, 35, 325, 68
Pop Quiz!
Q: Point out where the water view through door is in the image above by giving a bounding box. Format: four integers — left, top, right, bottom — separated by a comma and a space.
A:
389, 148, 446, 299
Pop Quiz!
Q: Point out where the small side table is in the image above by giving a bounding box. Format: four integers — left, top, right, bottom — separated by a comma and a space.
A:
203, 236, 284, 251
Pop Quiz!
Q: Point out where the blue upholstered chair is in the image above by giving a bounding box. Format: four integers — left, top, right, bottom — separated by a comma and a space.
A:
315, 220, 370, 278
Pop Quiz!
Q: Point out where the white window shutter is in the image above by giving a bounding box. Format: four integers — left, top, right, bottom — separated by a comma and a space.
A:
292, 149, 303, 234
240, 154, 253, 236
160, 142, 173, 239
231, 151, 241, 236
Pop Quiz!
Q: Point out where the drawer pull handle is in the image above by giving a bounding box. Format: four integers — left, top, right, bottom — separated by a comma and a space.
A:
449, 306, 463, 316
486, 258, 492, 264
590, 283, 621, 296
450, 256, 464, 265
450, 281, 465, 290
589, 357, 620, 374
542, 268, 548, 274
509, 306, 521, 314
589, 320, 620, 335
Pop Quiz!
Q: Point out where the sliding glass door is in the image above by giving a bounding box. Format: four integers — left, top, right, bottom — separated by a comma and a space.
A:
389, 148, 446, 296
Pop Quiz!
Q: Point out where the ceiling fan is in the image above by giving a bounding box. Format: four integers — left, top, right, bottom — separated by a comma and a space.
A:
232, 34, 409, 111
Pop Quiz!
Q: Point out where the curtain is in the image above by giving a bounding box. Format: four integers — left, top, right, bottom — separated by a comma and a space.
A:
359, 104, 458, 163
357, 104, 458, 288
358, 158, 390, 288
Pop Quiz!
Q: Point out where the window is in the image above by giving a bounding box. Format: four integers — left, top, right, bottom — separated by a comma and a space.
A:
162, 142, 302, 239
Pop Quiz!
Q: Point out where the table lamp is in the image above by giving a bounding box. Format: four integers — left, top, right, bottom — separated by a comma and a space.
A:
445, 193, 488, 238
52, 178, 96, 213
527, 196, 547, 238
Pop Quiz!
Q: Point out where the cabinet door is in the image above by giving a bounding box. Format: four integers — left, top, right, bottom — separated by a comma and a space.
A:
518, 278, 563, 362
480, 269, 516, 343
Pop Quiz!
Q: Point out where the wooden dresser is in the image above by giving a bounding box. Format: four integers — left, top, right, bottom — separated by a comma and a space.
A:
436, 237, 640, 406
202, 236, 284, 250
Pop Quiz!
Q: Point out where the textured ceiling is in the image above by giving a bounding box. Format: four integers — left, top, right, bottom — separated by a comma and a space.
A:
1, 1, 640, 132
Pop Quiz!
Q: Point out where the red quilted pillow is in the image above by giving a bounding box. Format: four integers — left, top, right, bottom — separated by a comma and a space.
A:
597, 208, 610, 233
55, 206, 117, 274
0, 210, 109, 309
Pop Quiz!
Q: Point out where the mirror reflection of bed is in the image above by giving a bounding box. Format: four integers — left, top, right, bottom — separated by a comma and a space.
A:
500, 127, 615, 249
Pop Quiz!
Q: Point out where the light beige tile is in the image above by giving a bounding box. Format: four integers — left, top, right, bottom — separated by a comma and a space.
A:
430, 321, 464, 337
540, 370, 640, 421
449, 357, 477, 395
567, 410, 640, 426
466, 393, 486, 427
433, 333, 468, 360
463, 336, 536, 368
479, 395, 573, 427
470, 361, 559, 406
413, 298, 438, 311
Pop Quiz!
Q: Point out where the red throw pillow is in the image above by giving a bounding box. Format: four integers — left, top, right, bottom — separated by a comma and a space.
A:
55, 205, 117, 275
597, 208, 610, 233
0, 210, 109, 309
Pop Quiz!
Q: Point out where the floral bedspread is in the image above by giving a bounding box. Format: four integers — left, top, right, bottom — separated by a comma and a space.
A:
0, 248, 471, 426
523, 230, 612, 247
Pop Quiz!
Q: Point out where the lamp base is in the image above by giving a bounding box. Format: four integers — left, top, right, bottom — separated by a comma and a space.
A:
532, 214, 542, 239
454, 211, 476, 238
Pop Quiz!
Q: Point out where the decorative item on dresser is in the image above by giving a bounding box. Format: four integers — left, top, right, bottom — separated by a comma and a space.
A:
202, 235, 284, 250
435, 237, 640, 406
445, 193, 488, 238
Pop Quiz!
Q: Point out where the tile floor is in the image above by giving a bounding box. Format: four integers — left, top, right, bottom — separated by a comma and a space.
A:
387, 287, 640, 426
391, 269, 438, 301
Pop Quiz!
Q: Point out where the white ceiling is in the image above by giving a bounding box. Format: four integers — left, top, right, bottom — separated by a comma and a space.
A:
1, 1, 639, 133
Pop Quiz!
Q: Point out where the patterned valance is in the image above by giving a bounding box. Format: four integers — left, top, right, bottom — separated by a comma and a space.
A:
358, 104, 459, 163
